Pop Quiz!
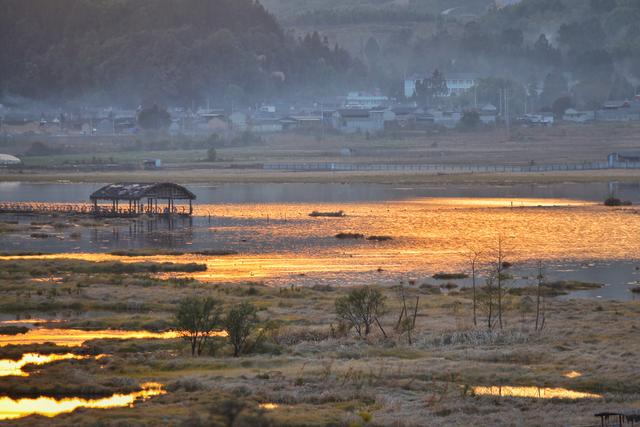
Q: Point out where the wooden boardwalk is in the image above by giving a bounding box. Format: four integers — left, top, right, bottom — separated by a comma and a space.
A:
0, 202, 192, 217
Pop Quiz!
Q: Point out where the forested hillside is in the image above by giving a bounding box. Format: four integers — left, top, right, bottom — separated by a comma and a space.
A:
262, 0, 495, 24
0, 0, 362, 105
412, 0, 640, 108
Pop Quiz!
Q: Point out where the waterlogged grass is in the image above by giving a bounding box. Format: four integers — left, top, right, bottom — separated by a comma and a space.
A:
110, 249, 238, 257
433, 272, 469, 280
0, 259, 207, 277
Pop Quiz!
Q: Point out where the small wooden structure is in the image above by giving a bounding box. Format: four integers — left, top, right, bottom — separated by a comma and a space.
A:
90, 183, 196, 217
596, 410, 640, 426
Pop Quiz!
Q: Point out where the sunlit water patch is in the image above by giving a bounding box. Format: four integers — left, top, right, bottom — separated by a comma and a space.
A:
3, 197, 640, 297
259, 403, 279, 410
0, 329, 181, 347
0, 382, 165, 420
0, 353, 98, 377
473, 386, 601, 399
563, 371, 582, 379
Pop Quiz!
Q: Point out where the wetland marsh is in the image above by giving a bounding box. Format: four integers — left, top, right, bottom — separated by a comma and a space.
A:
0, 182, 638, 426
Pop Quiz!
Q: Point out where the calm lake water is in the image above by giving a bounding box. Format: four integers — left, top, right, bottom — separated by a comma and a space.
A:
1, 181, 639, 203
1, 181, 640, 300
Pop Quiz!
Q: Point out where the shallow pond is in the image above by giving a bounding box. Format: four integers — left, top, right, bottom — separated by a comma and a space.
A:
0, 353, 98, 377
0, 328, 181, 347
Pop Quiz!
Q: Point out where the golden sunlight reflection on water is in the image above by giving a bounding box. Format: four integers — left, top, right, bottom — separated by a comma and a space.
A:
3, 198, 639, 284
473, 386, 601, 399
563, 371, 582, 379
0, 353, 91, 377
0, 329, 181, 347
0, 382, 165, 420
0, 328, 227, 347
259, 403, 279, 410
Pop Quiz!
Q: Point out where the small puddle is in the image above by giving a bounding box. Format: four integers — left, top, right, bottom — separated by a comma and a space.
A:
563, 371, 582, 379
473, 386, 601, 399
259, 403, 279, 410
0, 353, 98, 377
0, 382, 165, 420
0, 329, 182, 347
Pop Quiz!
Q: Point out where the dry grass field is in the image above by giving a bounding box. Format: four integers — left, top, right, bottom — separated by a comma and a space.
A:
4, 122, 640, 185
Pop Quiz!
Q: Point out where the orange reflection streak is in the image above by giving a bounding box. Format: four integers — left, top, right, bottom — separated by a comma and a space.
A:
0, 328, 227, 347
0, 353, 91, 377
473, 386, 601, 399
0, 382, 165, 420
259, 403, 279, 410
0, 329, 181, 347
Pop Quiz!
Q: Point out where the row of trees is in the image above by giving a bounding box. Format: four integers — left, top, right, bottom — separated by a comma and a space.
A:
176, 297, 258, 357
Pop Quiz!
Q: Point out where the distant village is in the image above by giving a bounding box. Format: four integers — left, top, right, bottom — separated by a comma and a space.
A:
2, 73, 640, 141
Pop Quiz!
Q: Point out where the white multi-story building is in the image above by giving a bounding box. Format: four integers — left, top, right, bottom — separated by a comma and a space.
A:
404, 73, 477, 98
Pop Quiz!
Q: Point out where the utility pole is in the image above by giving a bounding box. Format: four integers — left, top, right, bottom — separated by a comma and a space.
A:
504, 87, 511, 140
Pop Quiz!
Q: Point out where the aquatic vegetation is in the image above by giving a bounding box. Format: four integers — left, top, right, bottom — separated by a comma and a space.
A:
433, 273, 469, 280
0, 259, 207, 276
604, 197, 632, 207
309, 210, 345, 217
334, 232, 364, 239
366, 235, 392, 241
0, 326, 29, 336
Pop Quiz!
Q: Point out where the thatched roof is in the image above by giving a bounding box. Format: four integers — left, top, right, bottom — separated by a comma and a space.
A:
90, 183, 196, 201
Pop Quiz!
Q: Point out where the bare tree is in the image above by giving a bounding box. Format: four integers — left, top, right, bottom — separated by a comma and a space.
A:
394, 285, 419, 345
466, 247, 483, 327
483, 271, 496, 331
535, 261, 546, 332
491, 236, 511, 330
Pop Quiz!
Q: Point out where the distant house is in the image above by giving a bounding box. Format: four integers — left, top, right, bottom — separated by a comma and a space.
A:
280, 115, 323, 132
608, 151, 640, 166
563, 108, 594, 123
332, 108, 395, 134
445, 73, 477, 96
142, 159, 162, 170
479, 104, 498, 124
521, 113, 554, 126
595, 100, 640, 122
430, 109, 462, 128
345, 92, 389, 109
249, 117, 282, 133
